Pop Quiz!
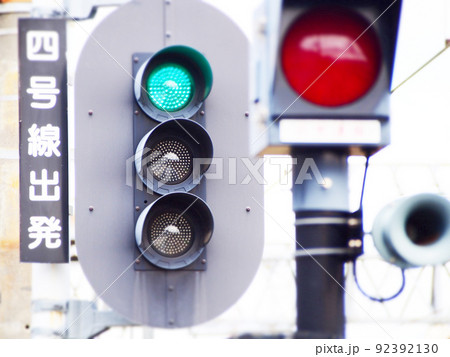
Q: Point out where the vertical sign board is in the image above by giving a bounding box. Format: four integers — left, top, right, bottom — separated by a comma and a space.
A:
18, 19, 68, 263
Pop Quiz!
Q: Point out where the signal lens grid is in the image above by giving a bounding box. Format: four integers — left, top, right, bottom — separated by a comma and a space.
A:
147, 63, 194, 112
150, 212, 193, 257
147, 139, 193, 185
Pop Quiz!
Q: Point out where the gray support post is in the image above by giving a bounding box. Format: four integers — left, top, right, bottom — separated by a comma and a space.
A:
291, 150, 359, 338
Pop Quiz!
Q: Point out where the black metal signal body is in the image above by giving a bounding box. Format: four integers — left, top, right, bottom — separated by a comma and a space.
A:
251, 0, 403, 156
132, 49, 213, 272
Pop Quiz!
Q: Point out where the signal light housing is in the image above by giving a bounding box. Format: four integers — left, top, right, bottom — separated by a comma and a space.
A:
135, 192, 213, 270
249, 0, 403, 156
133, 47, 215, 272
134, 118, 213, 195
74, 0, 264, 329
134, 45, 213, 122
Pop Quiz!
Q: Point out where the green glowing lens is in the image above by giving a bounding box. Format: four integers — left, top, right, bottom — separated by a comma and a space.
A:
147, 63, 194, 112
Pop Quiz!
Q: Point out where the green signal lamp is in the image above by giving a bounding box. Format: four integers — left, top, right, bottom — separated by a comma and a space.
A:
135, 45, 213, 121
147, 63, 194, 112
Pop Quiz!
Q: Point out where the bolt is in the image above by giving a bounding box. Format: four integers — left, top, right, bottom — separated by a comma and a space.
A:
258, 16, 268, 35
135, 259, 141, 264
135, 206, 140, 211
200, 110, 205, 116
165, 32, 171, 38
88, 110, 93, 116
201, 259, 206, 264
165, 0, 171, 4
88, 206, 94, 212
134, 110, 139, 115
133, 56, 139, 63
168, 285, 174, 291
349, 239, 362, 248
245, 206, 251, 212
168, 319, 175, 325
321, 177, 333, 190
244, 112, 249, 118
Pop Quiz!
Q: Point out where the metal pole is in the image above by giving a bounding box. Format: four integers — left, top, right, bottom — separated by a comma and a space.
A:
292, 150, 359, 338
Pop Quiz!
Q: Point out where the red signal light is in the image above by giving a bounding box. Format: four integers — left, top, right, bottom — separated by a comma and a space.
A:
281, 7, 382, 107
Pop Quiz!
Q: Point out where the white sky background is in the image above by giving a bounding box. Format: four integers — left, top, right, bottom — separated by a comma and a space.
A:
65, 0, 450, 338
384, 0, 450, 163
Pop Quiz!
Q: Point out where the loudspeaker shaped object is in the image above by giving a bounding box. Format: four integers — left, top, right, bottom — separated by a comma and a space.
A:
372, 193, 450, 269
